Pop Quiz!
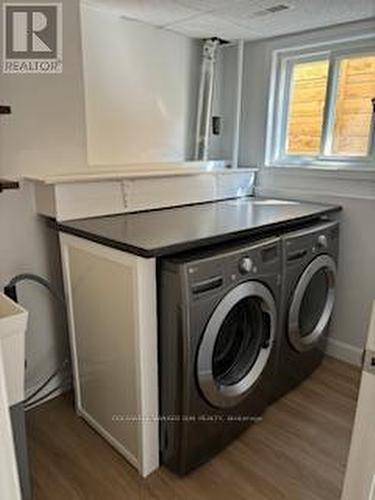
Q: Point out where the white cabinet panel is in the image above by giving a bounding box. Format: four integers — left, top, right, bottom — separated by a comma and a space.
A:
0, 346, 21, 500
128, 174, 216, 211
0, 294, 28, 406
341, 302, 375, 500
60, 234, 158, 477
57, 182, 126, 221
29, 167, 257, 221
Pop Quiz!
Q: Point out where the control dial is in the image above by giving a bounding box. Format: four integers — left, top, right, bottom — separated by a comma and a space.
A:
317, 234, 328, 249
239, 257, 253, 274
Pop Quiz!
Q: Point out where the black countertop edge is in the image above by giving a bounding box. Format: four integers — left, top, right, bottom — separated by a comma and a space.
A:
56, 205, 341, 259
0, 178, 20, 193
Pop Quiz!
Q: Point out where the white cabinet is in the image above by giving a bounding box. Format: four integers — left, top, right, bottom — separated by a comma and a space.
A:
341, 302, 375, 500
0, 347, 21, 500
0, 294, 28, 407
60, 233, 159, 477
0, 294, 28, 500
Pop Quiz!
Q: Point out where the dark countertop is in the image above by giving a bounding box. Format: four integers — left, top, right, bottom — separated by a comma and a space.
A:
57, 197, 341, 258
0, 178, 19, 193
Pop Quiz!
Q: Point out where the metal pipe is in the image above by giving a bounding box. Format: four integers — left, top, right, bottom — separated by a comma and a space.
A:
232, 40, 244, 169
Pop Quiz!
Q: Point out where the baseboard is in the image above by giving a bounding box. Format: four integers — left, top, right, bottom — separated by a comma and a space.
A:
326, 338, 363, 367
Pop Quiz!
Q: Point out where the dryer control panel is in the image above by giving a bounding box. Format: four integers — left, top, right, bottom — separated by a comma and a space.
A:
285, 221, 339, 266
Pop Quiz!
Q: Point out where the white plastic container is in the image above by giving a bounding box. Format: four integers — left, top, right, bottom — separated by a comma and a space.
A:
0, 293, 28, 406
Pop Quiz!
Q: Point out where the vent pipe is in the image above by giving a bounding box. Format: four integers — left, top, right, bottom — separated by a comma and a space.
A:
194, 38, 221, 161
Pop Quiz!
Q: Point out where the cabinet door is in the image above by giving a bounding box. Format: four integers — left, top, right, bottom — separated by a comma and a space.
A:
0, 344, 21, 499
341, 302, 375, 500
60, 233, 159, 477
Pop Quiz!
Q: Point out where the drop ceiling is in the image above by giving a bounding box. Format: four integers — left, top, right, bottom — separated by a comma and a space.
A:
82, 0, 375, 41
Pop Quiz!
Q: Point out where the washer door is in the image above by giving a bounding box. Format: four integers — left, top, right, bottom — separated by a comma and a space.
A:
288, 254, 336, 353
197, 281, 276, 409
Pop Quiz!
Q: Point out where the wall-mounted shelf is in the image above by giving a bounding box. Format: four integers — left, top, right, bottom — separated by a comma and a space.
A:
27, 164, 258, 221
0, 179, 19, 193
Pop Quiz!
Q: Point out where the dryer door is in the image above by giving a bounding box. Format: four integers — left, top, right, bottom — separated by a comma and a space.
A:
197, 281, 276, 409
288, 254, 336, 353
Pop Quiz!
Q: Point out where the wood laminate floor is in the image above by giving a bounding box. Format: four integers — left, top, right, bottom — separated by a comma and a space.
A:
27, 357, 360, 500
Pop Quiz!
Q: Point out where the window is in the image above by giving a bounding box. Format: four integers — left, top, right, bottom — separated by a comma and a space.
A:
268, 39, 375, 167
331, 56, 375, 156
286, 59, 329, 156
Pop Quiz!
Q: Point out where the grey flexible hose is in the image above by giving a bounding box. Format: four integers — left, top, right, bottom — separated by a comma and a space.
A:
4, 273, 70, 407
6, 273, 65, 305
24, 359, 70, 405
25, 379, 70, 410
25, 387, 61, 410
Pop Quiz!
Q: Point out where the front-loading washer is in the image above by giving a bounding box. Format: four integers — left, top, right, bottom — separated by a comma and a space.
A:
271, 221, 340, 403
158, 237, 281, 475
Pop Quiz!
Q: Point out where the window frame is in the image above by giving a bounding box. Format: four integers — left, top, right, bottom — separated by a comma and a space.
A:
267, 37, 375, 169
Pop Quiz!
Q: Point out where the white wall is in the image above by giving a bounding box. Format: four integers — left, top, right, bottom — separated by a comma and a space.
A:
239, 19, 375, 362
0, 0, 87, 398
81, 4, 201, 166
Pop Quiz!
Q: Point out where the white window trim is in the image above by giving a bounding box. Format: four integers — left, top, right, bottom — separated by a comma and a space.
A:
265, 33, 375, 170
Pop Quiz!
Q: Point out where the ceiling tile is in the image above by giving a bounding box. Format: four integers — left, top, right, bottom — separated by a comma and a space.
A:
84, 0, 199, 26
216, 0, 375, 38
83, 0, 375, 40
215, 0, 295, 22
173, 0, 246, 13
167, 13, 260, 41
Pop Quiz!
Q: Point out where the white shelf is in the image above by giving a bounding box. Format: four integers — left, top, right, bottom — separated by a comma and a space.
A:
27, 163, 257, 221
25, 162, 258, 185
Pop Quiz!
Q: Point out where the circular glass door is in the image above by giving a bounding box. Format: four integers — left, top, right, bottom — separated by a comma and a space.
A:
288, 255, 336, 352
197, 281, 276, 409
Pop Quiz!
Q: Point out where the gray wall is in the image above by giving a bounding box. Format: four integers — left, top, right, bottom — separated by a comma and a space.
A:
239, 19, 375, 361
209, 44, 238, 162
